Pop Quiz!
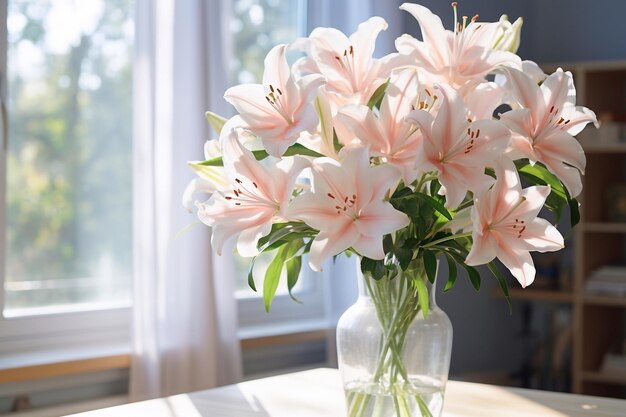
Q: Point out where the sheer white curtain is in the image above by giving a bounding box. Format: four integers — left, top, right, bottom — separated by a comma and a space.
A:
130, 0, 242, 400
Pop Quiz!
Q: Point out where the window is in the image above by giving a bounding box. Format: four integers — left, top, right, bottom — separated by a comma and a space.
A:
227, 0, 329, 335
0, 0, 133, 357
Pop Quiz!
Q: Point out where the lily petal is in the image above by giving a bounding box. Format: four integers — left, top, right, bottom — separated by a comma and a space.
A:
399, 3, 448, 67
466, 231, 498, 266
351, 234, 386, 260
309, 225, 359, 271
498, 246, 536, 288
535, 129, 586, 172
516, 218, 564, 252
357, 201, 410, 237
183, 178, 217, 212
237, 222, 272, 257
350, 17, 388, 81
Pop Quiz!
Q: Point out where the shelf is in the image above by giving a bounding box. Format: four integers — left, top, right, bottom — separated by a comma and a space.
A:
583, 295, 626, 307
582, 143, 626, 154
583, 222, 626, 233
505, 288, 574, 303
581, 371, 626, 385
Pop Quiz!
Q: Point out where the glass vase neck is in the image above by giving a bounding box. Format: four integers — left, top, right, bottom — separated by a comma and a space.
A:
356, 260, 439, 308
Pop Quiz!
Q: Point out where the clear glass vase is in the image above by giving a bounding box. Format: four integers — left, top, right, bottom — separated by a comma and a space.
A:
336, 261, 453, 417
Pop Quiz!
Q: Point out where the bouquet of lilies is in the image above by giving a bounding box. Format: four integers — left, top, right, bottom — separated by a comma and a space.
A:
185, 2, 596, 312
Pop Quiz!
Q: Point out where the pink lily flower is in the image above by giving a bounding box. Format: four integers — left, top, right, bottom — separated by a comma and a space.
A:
500, 68, 597, 197
287, 147, 409, 271
397, 3, 521, 90
183, 116, 260, 211
406, 84, 511, 208
197, 129, 309, 257
335, 69, 424, 184
224, 44, 325, 157
466, 161, 564, 287
294, 17, 398, 108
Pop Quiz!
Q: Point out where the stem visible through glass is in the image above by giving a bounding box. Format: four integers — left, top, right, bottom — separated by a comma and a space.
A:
346, 268, 434, 417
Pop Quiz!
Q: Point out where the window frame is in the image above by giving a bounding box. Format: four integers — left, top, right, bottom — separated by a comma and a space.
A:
236, 260, 330, 334
230, 0, 333, 336
0, 0, 131, 362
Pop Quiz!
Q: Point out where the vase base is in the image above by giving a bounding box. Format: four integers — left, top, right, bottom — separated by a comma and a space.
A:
344, 377, 444, 417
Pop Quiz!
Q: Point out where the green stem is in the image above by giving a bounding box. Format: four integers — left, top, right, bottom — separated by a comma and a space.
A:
348, 392, 365, 417
355, 269, 438, 417
415, 173, 438, 192
416, 394, 435, 417
456, 199, 475, 211
422, 232, 472, 249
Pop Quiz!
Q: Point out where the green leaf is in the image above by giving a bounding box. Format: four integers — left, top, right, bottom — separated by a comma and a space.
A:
515, 160, 567, 199
263, 252, 284, 312
443, 254, 457, 292
333, 130, 342, 153
361, 257, 385, 280
413, 192, 452, 220
466, 265, 481, 291
423, 250, 437, 284
197, 143, 323, 167
391, 186, 412, 199
515, 160, 573, 223
256, 222, 312, 252
205, 111, 227, 135
383, 234, 394, 254
263, 239, 305, 312
415, 278, 430, 318
286, 255, 303, 303
488, 261, 511, 311
429, 179, 442, 197
396, 246, 413, 271
440, 247, 481, 291
283, 143, 325, 158
247, 258, 257, 292
187, 161, 227, 184
570, 197, 580, 228
367, 79, 389, 109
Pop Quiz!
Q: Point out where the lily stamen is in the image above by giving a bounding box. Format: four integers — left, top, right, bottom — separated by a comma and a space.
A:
265, 84, 294, 124
335, 45, 357, 89
451, 2, 458, 33
225, 177, 279, 210
492, 196, 527, 229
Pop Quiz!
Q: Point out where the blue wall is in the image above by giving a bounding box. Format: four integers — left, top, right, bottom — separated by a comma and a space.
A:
401, 0, 626, 63
527, 0, 626, 63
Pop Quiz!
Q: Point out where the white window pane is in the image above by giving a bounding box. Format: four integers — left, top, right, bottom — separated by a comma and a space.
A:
229, 0, 306, 85
4, 0, 134, 314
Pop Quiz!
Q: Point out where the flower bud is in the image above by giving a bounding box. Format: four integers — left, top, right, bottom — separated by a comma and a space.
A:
492, 15, 523, 53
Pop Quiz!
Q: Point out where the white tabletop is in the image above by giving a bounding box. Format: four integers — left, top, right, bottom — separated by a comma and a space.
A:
66, 368, 626, 417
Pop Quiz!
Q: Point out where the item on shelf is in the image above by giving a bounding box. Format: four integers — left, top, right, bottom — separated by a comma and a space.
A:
601, 353, 626, 373
607, 184, 626, 222
578, 112, 626, 147
585, 265, 626, 297
601, 340, 626, 373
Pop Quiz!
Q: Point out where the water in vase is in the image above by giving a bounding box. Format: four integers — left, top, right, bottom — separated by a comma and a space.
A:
344, 376, 444, 417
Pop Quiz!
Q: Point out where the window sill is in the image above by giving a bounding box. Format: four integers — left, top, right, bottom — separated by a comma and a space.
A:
238, 317, 330, 340
0, 346, 131, 384
239, 318, 331, 351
